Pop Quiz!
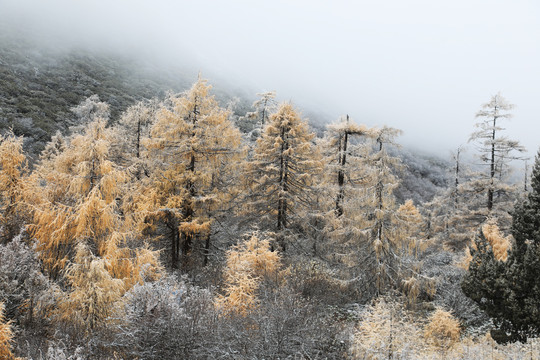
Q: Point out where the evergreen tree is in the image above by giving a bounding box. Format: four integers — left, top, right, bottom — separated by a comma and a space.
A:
501, 148, 540, 342
463, 149, 540, 343
461, 227, 509, 339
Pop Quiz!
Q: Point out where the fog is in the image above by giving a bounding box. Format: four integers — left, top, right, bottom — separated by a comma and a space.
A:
1, 0, 539, 156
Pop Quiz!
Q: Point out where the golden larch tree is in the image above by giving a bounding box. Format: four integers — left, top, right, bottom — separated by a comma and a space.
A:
31, 116, 161, 330
351, 297, 423, 359
216, 231, 281, 316
396, 199, 426, 257
0, 132, 28, 243
246, 102, 321, 250
0, 302, 16, 360
358, 126, 427, 298
469, 93, 525, 213
461, 217, 511, 270
143, 76, 242, 268
314, 116, 375, 290
323, 115, 372, 217
58, 243, 124, 332
362, 127, 402, 295
424, 308, 461, 355
248, 91, 277, 127
113, 99, 158, 181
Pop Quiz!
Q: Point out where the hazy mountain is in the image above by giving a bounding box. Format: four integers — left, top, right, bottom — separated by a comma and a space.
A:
0, 34, 449, 202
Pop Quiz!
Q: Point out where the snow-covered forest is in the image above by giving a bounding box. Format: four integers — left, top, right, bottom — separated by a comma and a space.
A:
2, 2, 540, 359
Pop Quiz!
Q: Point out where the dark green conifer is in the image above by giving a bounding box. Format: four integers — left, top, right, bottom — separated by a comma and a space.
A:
462, 149, 540, 343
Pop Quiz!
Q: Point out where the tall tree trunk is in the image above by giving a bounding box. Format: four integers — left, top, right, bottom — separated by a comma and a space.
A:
181, 101, 198, 260
277, 125, 289, 250
454, 146, 461, 210
261, 98, 268, 125
136, 118, 141, 159
335, 129, 349, 217
203, 233, 211, 266
488, 117, 497, 212
277, 126, 288, 231
167, 213, 180, 269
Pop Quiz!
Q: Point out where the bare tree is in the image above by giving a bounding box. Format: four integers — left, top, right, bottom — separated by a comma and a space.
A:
469, 93, 526, 212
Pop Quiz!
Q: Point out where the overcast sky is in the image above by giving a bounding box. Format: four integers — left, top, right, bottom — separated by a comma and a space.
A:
1, 0, 539, 157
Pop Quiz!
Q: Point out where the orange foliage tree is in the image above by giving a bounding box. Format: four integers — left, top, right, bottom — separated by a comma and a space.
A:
141, 76, 242, 268
31, 114, 161, 330
0, 132, 28, 243
246, 102, 321, 250
216, 231, 281, 316
0, 302, 16, 360
424, 308, 461, 353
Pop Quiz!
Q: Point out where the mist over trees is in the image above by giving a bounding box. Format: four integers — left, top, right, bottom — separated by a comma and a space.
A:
0, 40, 538, 358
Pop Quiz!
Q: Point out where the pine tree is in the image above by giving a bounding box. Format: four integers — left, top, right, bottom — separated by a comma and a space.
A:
143, 76, 242, 268
462, 151, 540, 343
461, 226, 513, 342
246, 102, 321, 250
499, 148, 540, 342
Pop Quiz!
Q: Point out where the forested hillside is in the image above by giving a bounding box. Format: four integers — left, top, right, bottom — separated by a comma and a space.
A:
0, 33, 249, 157
1, 37, 539, 360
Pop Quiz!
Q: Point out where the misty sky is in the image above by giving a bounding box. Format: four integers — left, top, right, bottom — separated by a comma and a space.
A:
1, 0, 539, 157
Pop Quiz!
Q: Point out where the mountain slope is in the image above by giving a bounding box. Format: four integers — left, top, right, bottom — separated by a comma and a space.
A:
0, 35, 449, 203
0, 35, 197, 155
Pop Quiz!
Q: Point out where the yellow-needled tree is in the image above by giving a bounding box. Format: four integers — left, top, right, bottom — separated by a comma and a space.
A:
0, 302, 16, 360
143, 76, 242, 269
324, 115, 372, 218
113, 99, 158, 180
0, 132, 28, 244
246, 102, 321, 251
216, 231, 281, 316
31, 112, 161, 331
355, 126, 428, 299
318, 115, 373, 265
